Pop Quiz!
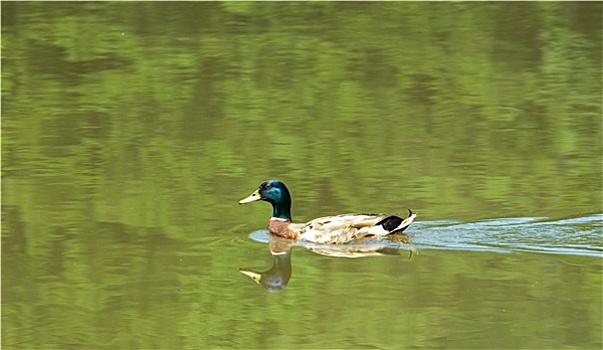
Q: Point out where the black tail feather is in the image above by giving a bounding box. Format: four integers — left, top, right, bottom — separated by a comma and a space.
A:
377, 209, 415, 234
376, 215, 403, 232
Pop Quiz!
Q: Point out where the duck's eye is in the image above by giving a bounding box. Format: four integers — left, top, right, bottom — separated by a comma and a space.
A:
264, 183, 272, 189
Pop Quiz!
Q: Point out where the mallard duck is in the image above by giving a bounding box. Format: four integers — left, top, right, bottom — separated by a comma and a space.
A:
239, 180, 417, 244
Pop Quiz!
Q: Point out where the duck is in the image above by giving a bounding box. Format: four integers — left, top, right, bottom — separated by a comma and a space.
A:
239, 180, 417, 244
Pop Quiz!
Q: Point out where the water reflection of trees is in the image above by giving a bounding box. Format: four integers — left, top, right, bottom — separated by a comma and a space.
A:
2, 2, 601, 233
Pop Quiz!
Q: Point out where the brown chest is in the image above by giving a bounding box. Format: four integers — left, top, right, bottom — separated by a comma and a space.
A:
268, 219, 299, 240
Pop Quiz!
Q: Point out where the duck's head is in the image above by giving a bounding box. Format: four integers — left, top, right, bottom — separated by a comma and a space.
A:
239, 180, 292, 220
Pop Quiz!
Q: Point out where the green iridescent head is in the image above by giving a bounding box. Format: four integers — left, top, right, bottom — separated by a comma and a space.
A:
239, 180, 292, 220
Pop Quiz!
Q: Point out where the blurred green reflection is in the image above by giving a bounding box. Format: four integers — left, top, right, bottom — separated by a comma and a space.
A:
2, 2, 601, 349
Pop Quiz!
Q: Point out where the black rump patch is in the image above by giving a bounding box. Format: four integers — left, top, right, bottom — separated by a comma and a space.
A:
376, 215, 403, 232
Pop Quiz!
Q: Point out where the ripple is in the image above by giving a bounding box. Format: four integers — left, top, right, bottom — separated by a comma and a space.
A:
246, 215, 603, 257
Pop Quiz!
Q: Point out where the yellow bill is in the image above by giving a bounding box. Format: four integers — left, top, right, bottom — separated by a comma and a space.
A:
239, 268, 262, 284
239, 189, 261, 204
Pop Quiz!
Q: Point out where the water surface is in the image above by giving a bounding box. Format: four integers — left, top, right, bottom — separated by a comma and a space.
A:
2, 2, 602, 349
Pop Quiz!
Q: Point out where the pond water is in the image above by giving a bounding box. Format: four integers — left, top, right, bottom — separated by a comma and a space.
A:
2, 2, 602, 349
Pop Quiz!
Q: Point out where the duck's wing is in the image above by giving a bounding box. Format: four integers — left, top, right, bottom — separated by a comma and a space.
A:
289, 214, 371, 244
293, 212, 415, 244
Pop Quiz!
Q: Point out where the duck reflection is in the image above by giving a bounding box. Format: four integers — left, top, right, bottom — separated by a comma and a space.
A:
239, 234, 413, 292
240, 239, 292, 292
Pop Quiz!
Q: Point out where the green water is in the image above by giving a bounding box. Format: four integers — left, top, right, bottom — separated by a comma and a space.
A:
2, 2, 602, 349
